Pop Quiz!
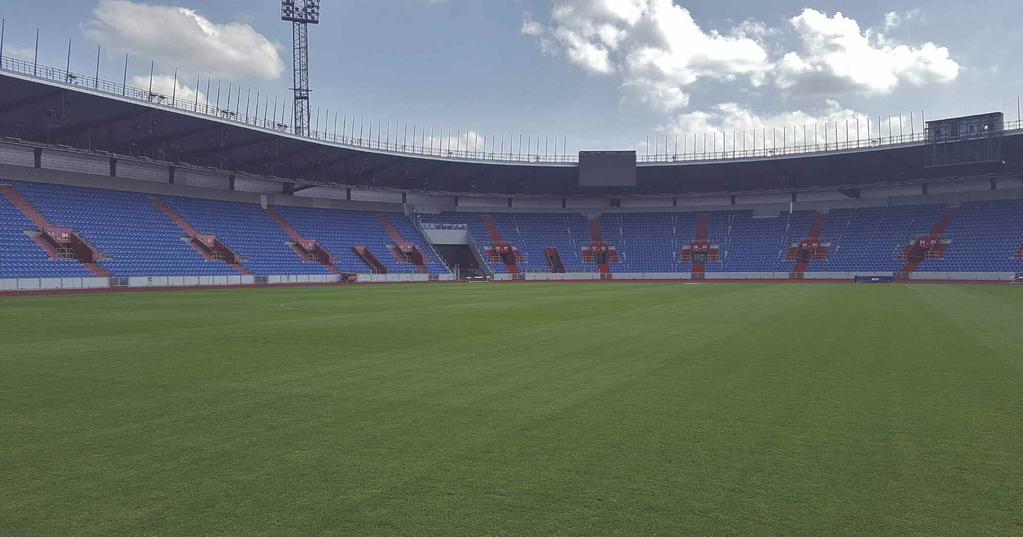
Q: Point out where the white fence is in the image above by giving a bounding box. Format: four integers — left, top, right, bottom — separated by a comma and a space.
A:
1, 271, 1015, 292
490, 271, 1018, 282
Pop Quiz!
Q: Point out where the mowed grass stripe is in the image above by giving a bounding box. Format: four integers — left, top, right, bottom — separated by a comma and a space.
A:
0, 284, 1020, 536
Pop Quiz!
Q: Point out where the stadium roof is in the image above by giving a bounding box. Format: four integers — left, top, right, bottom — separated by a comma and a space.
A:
2, 59, 1021, 197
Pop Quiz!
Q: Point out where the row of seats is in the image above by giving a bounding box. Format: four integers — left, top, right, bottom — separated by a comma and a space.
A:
419, 212, 594, 273
2, 178, 1022, 278
0, 179, 449, 278
425, 204, 1023, 274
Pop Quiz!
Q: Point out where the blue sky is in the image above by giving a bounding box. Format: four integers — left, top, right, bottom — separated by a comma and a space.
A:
3, 0, 1021, 153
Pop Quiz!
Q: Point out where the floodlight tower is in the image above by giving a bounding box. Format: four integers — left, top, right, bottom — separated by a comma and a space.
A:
281, 0, 320, 137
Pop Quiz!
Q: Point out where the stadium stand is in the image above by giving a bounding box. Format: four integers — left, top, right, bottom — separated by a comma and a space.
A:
3, 178, 1023, 282
273, 205, 447, 275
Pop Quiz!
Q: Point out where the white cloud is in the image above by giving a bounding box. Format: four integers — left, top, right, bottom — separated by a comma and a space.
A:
776, 9, 959, 97
523, 5, 960, 111
3, 45, 36, 62
883, 9, 922, 31
130, 74, 205, 105
883, 11, 902, 31
662, 100, 875, 150
85, 0, 284, 81
523, 0, 771, 111
419, 130, 489, 154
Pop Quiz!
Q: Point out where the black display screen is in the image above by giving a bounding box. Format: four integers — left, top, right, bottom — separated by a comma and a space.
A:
579, 151, 637, 187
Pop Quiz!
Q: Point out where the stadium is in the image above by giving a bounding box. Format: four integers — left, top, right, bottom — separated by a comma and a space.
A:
1, 1, 1021, 535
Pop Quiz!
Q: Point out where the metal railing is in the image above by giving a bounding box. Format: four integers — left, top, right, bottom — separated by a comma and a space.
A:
2, 53, 1020, 166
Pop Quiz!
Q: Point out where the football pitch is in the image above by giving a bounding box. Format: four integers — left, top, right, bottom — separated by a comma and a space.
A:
1, 283, 1020, 536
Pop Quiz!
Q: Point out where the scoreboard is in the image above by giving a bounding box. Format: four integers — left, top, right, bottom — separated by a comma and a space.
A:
924, 112, 1003, 167
579, 151, 637, 187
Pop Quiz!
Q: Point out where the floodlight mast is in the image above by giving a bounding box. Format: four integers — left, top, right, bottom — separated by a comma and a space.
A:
282, 0, 319, 137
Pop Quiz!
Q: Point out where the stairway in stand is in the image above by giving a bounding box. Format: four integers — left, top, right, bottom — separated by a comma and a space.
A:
789, 213, 830, 279
152, 197, 250, 275
545, 247, 566, 273
898, 207, 956, 279
378, 215, 429, 273
266, 208, 342, 274
680, 214, 719, 280
587, 218, 612, 278
0, 184, 111, 277
353, 246, 387, 274
482, 215, 521, 274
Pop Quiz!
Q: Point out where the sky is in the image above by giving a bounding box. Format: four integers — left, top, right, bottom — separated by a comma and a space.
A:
3, 0, 1022, 154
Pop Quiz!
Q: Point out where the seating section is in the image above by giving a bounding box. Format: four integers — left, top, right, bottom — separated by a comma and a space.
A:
708, 211, 815, 273
274, 206, 448, 274
0, 192, 95, 278
3, 180, 236, 277
160, 196, 332, 276
916, 200, 1023, 273
2, 178, 1022, 279
599, 212, 691, 273
420, 212, 593, 273
0, 179, 447, 278
811, 205, 946, 273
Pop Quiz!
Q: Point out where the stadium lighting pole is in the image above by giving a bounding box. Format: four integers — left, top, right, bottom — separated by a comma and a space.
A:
33, 28, 39, 76
64, 37, 71, 83
1, 19, 5, 62
215, 80, 222, 113
171, 68, 178, 103
94, 46, 100, 90
194, 74, 200, 111
204, 77, 211, 114
121, 54, 128, 96
262, 95, 270, 127
282, 0, 320, 137
147, 61, 154, 98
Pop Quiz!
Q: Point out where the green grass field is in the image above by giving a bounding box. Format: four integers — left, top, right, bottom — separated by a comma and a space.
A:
1, 283, 1021, 536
